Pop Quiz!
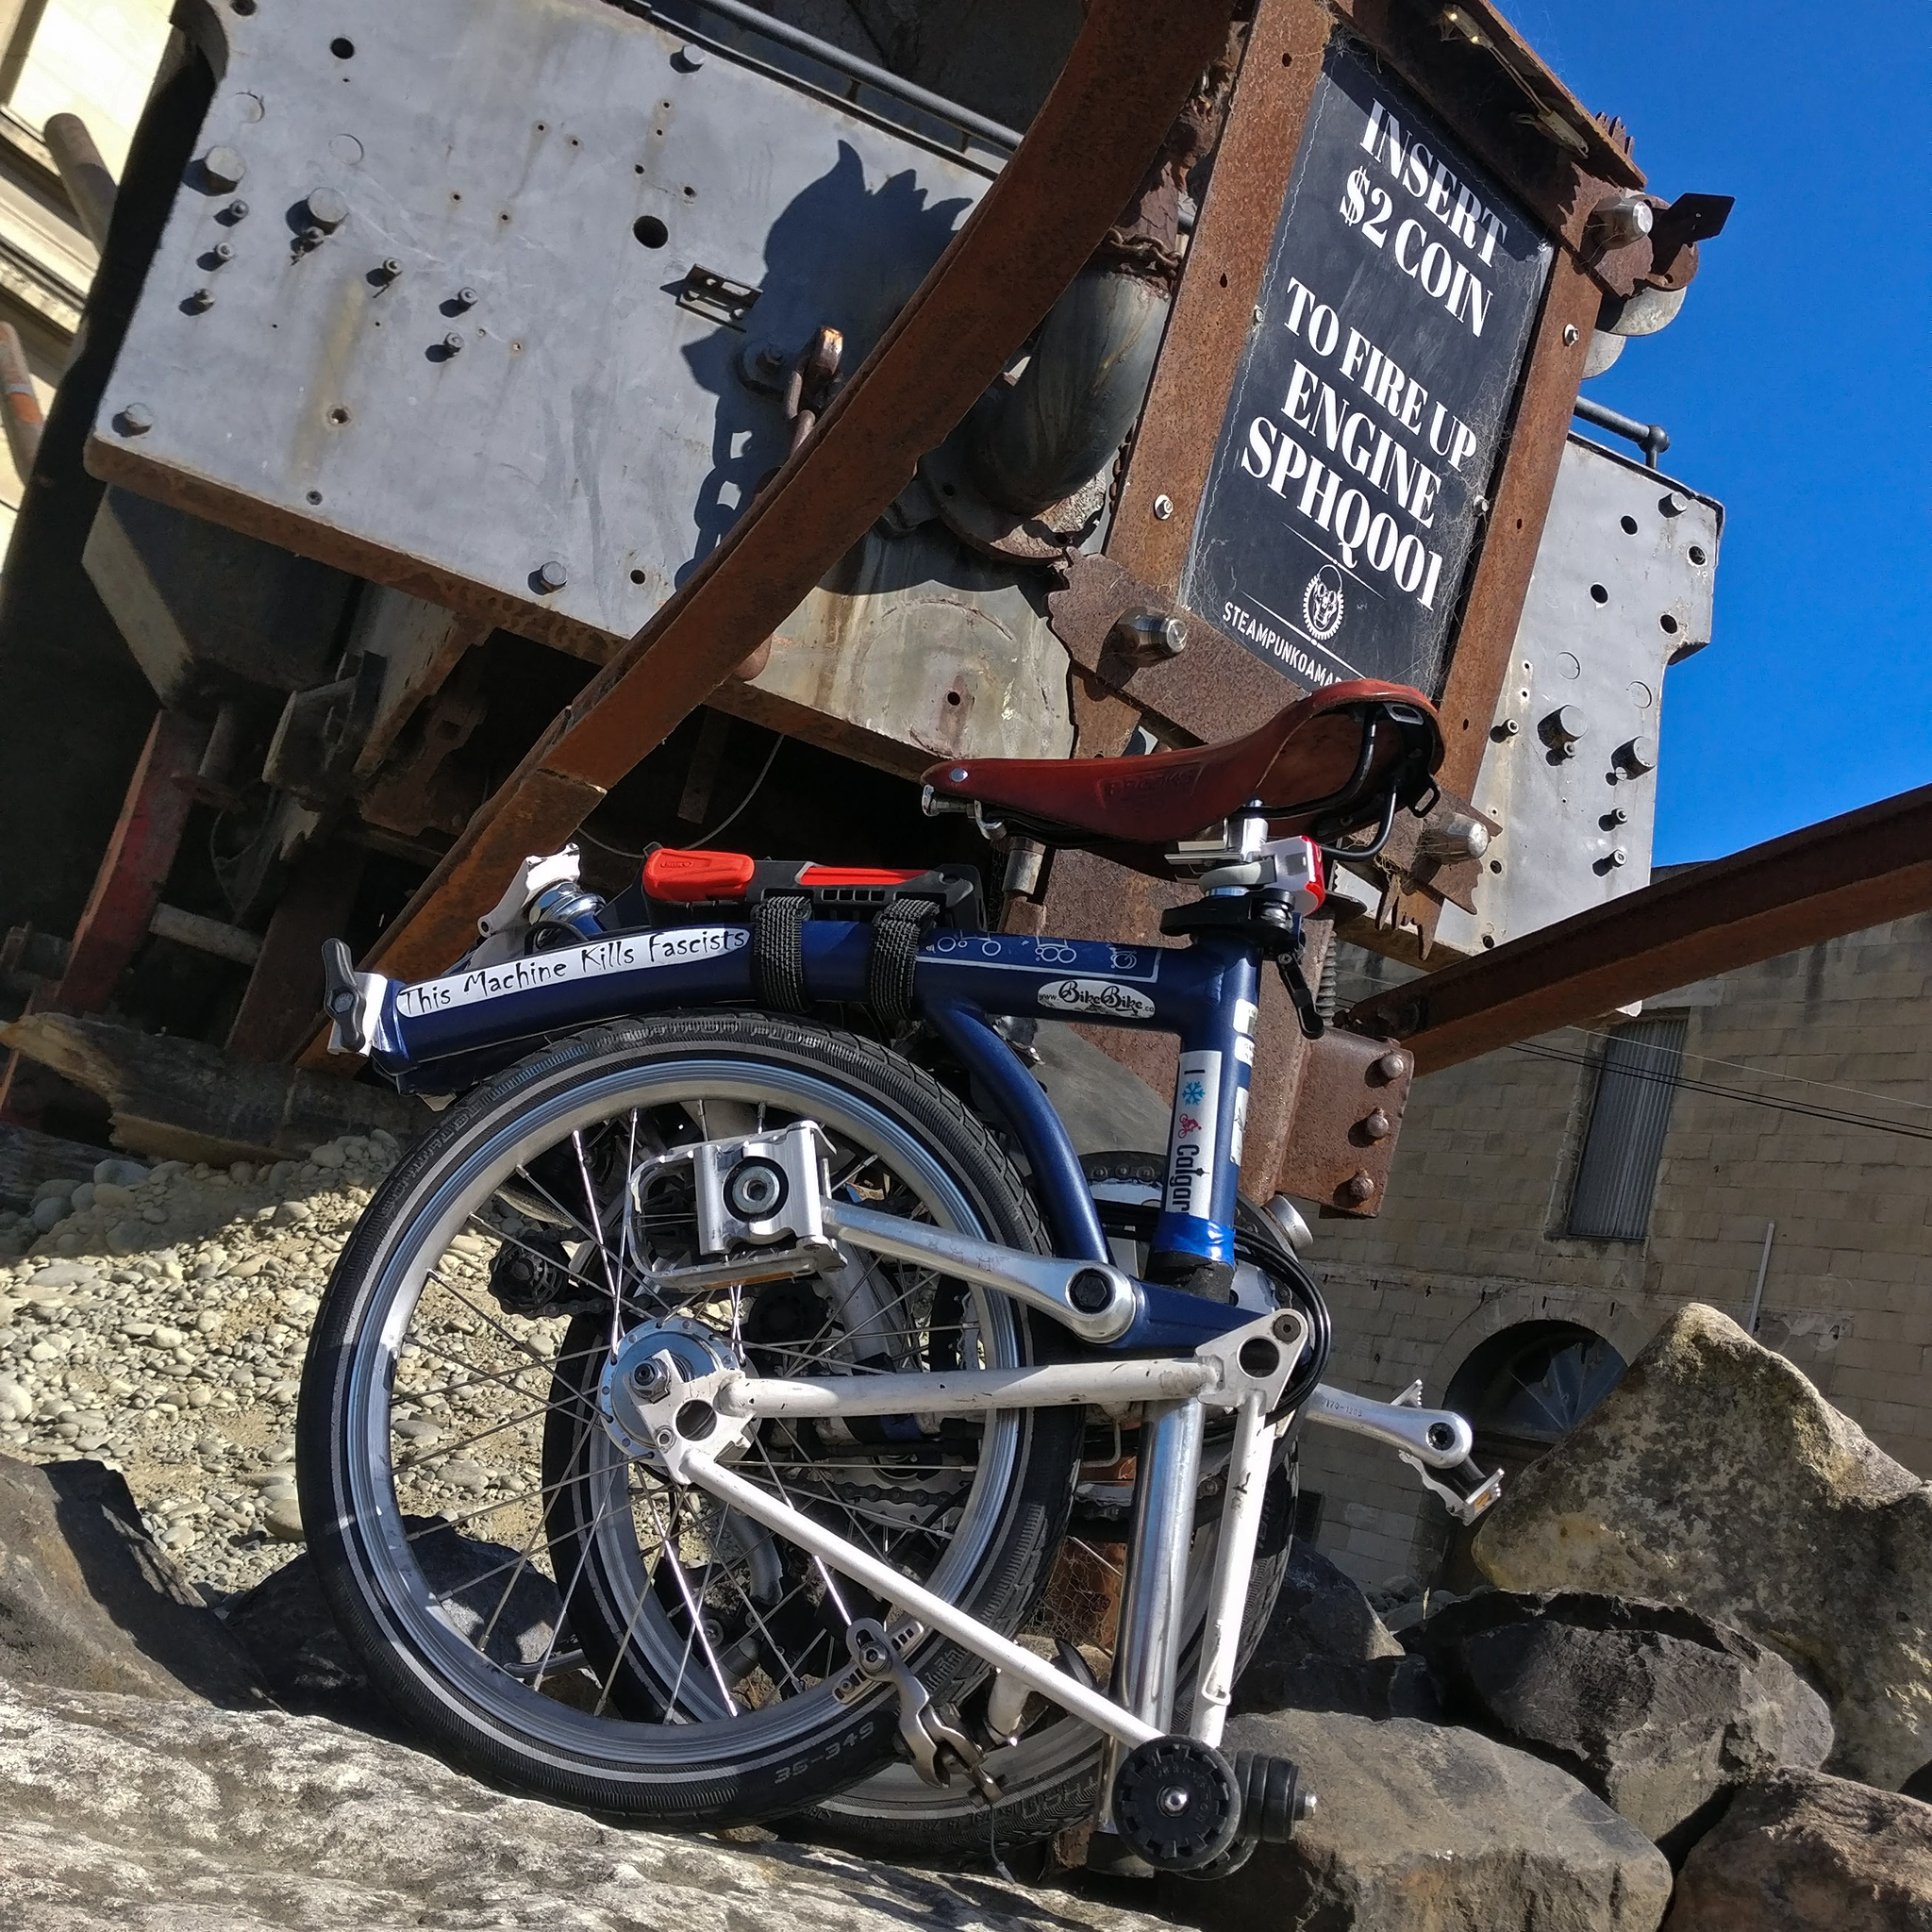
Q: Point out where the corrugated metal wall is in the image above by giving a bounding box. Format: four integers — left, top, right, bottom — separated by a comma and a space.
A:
1566, 1015, 1688, 1241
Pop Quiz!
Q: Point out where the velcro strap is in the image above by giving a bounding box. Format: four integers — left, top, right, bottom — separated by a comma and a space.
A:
751, 893, 811, 1013
868, 898, 933, 1029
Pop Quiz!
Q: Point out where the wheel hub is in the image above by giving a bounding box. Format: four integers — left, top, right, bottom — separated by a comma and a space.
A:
600, 1316, 743, 1462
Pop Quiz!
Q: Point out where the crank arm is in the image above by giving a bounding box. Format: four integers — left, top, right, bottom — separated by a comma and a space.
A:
1302, 1381, 1474, 1466
1303, 1382, 1502, 1525
677, 1444, 1161, 1752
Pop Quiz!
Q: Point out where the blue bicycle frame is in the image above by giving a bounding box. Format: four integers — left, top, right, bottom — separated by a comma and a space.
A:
358, 914, 1275, 1352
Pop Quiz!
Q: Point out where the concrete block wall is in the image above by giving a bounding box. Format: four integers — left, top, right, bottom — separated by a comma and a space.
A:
1293, 912, 1932, 1587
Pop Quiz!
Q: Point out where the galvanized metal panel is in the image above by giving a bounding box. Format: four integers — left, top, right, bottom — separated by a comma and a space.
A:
1565, 1012, 1687, 1241
1436, 432, 1721, 953
90, 0, 993, 657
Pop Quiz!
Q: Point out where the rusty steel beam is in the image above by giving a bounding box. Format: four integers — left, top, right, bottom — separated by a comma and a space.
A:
1343, 784, 1932, 1074
325, 0, 1241, 1019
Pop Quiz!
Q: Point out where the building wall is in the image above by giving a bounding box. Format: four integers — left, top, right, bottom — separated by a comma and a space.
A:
1298, 912, 1932, 1589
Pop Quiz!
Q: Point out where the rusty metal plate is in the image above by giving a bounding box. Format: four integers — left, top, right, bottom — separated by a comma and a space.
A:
1275, 1024, 1413, 1216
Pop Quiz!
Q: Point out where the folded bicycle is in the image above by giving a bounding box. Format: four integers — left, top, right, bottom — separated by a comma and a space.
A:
302, 675, 1500, 1874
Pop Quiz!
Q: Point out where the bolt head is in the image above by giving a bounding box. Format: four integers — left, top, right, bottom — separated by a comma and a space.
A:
1158, 1785, 1191, 1816
381, 257, 403, 277
655, 1427, 674, 1448
118, 404, 154, 435
677, 41, 706, 67
204, 145, 246, 191
1152, 493, 1174, 521
1562, 323, 1579, 345
1067, 1269, 1114, 1315
457, 287, 477, 308
948, 766, 968, 784
224, 198, 249, 221
306, 188, 349, 230
536, 559, 568, 591
1609, 846, 1629, 867
442, 331, 465, 353
211, 242, 233, 263
1501, 719, 1520, 737
186, 287, 214, 311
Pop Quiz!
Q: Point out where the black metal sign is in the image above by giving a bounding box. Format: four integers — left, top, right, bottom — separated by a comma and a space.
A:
1183, 42, 1552, 698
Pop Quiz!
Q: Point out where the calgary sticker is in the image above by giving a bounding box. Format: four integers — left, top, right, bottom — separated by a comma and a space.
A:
395, 927, 749, 1018
1037, 978, 1157, 1020
1166, 1051, 1224, 1220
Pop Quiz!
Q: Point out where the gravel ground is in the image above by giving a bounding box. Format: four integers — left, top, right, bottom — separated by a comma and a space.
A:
0, 1136, 407, 1598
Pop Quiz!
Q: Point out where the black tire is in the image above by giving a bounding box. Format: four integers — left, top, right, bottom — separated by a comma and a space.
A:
298, 1013, 1081, 1824
800, 1151, 1307, 1861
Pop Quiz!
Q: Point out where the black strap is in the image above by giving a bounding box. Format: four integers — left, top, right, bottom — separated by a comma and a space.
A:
751, 893, 811, 1013
868, 898, 933, 1029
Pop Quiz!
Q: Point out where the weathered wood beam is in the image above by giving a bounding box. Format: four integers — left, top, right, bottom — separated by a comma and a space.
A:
4, 1013, 424, 1166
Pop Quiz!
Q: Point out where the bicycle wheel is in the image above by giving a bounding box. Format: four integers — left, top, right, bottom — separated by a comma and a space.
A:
801, 1150, 1313, 1861
297, 1013, 1081, 1824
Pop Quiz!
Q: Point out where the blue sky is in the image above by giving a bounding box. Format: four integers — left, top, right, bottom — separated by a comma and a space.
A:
1507, 2, 1931, 862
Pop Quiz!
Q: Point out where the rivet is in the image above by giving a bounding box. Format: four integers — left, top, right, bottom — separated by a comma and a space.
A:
1152, 493, 1174, 520
1562, 323, 1579, 345
536, 559, 568, 591
1362, 1108, 1392, 1141
1374, 1051, 1408, 1081
204, 145, 246, 191
1252, 305, 1264, 324
442, 330, 465, 353
118, 404, 154, 435
948, 766, 969, 783
380, 257, 403, 278
1342, 1170, 1376, 1204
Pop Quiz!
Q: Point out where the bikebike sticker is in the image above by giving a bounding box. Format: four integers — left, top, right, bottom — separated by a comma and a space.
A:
394, 927, 749, 1018
1167, 1050, 1223, 1219
1230, 1082, 1250, 1167
1233, 998, 1259, 1038
1036, 978, 1157, 1020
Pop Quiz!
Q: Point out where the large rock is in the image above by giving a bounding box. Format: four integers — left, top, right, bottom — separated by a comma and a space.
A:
1473, 1304, 1932, 1790
0, 1672, 1166, 1932
1169, 1708, 1672, 1931
1234, 1543, 1440, 1722
1409, 1591, 1833, 1860
223, 1519, 564, 1731
0, 1455, 265, 1706
1664, 1769, 1932, 1930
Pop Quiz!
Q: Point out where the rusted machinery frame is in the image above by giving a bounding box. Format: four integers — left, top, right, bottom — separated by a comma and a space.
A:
1343, 783, 1932, 1074
310, 0, 1242, 1030
1325, 0, 1643, 253
1107, 0, 1332, 615
1430, 249, 1597, 802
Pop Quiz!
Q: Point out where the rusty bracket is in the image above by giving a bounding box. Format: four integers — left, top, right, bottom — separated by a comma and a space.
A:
1045, 551, 1305, 748
1274, 1029, 1414, 1218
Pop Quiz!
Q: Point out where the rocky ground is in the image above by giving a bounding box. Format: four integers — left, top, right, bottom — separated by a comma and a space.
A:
1, 1144, 1929, 1928
0, 1135, 428, 1596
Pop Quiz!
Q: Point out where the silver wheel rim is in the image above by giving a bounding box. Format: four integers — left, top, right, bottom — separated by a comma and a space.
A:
334, 1051, 1027, 1775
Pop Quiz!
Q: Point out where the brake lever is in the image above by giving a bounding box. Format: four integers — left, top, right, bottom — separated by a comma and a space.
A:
1277, 954, 1325, 1041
